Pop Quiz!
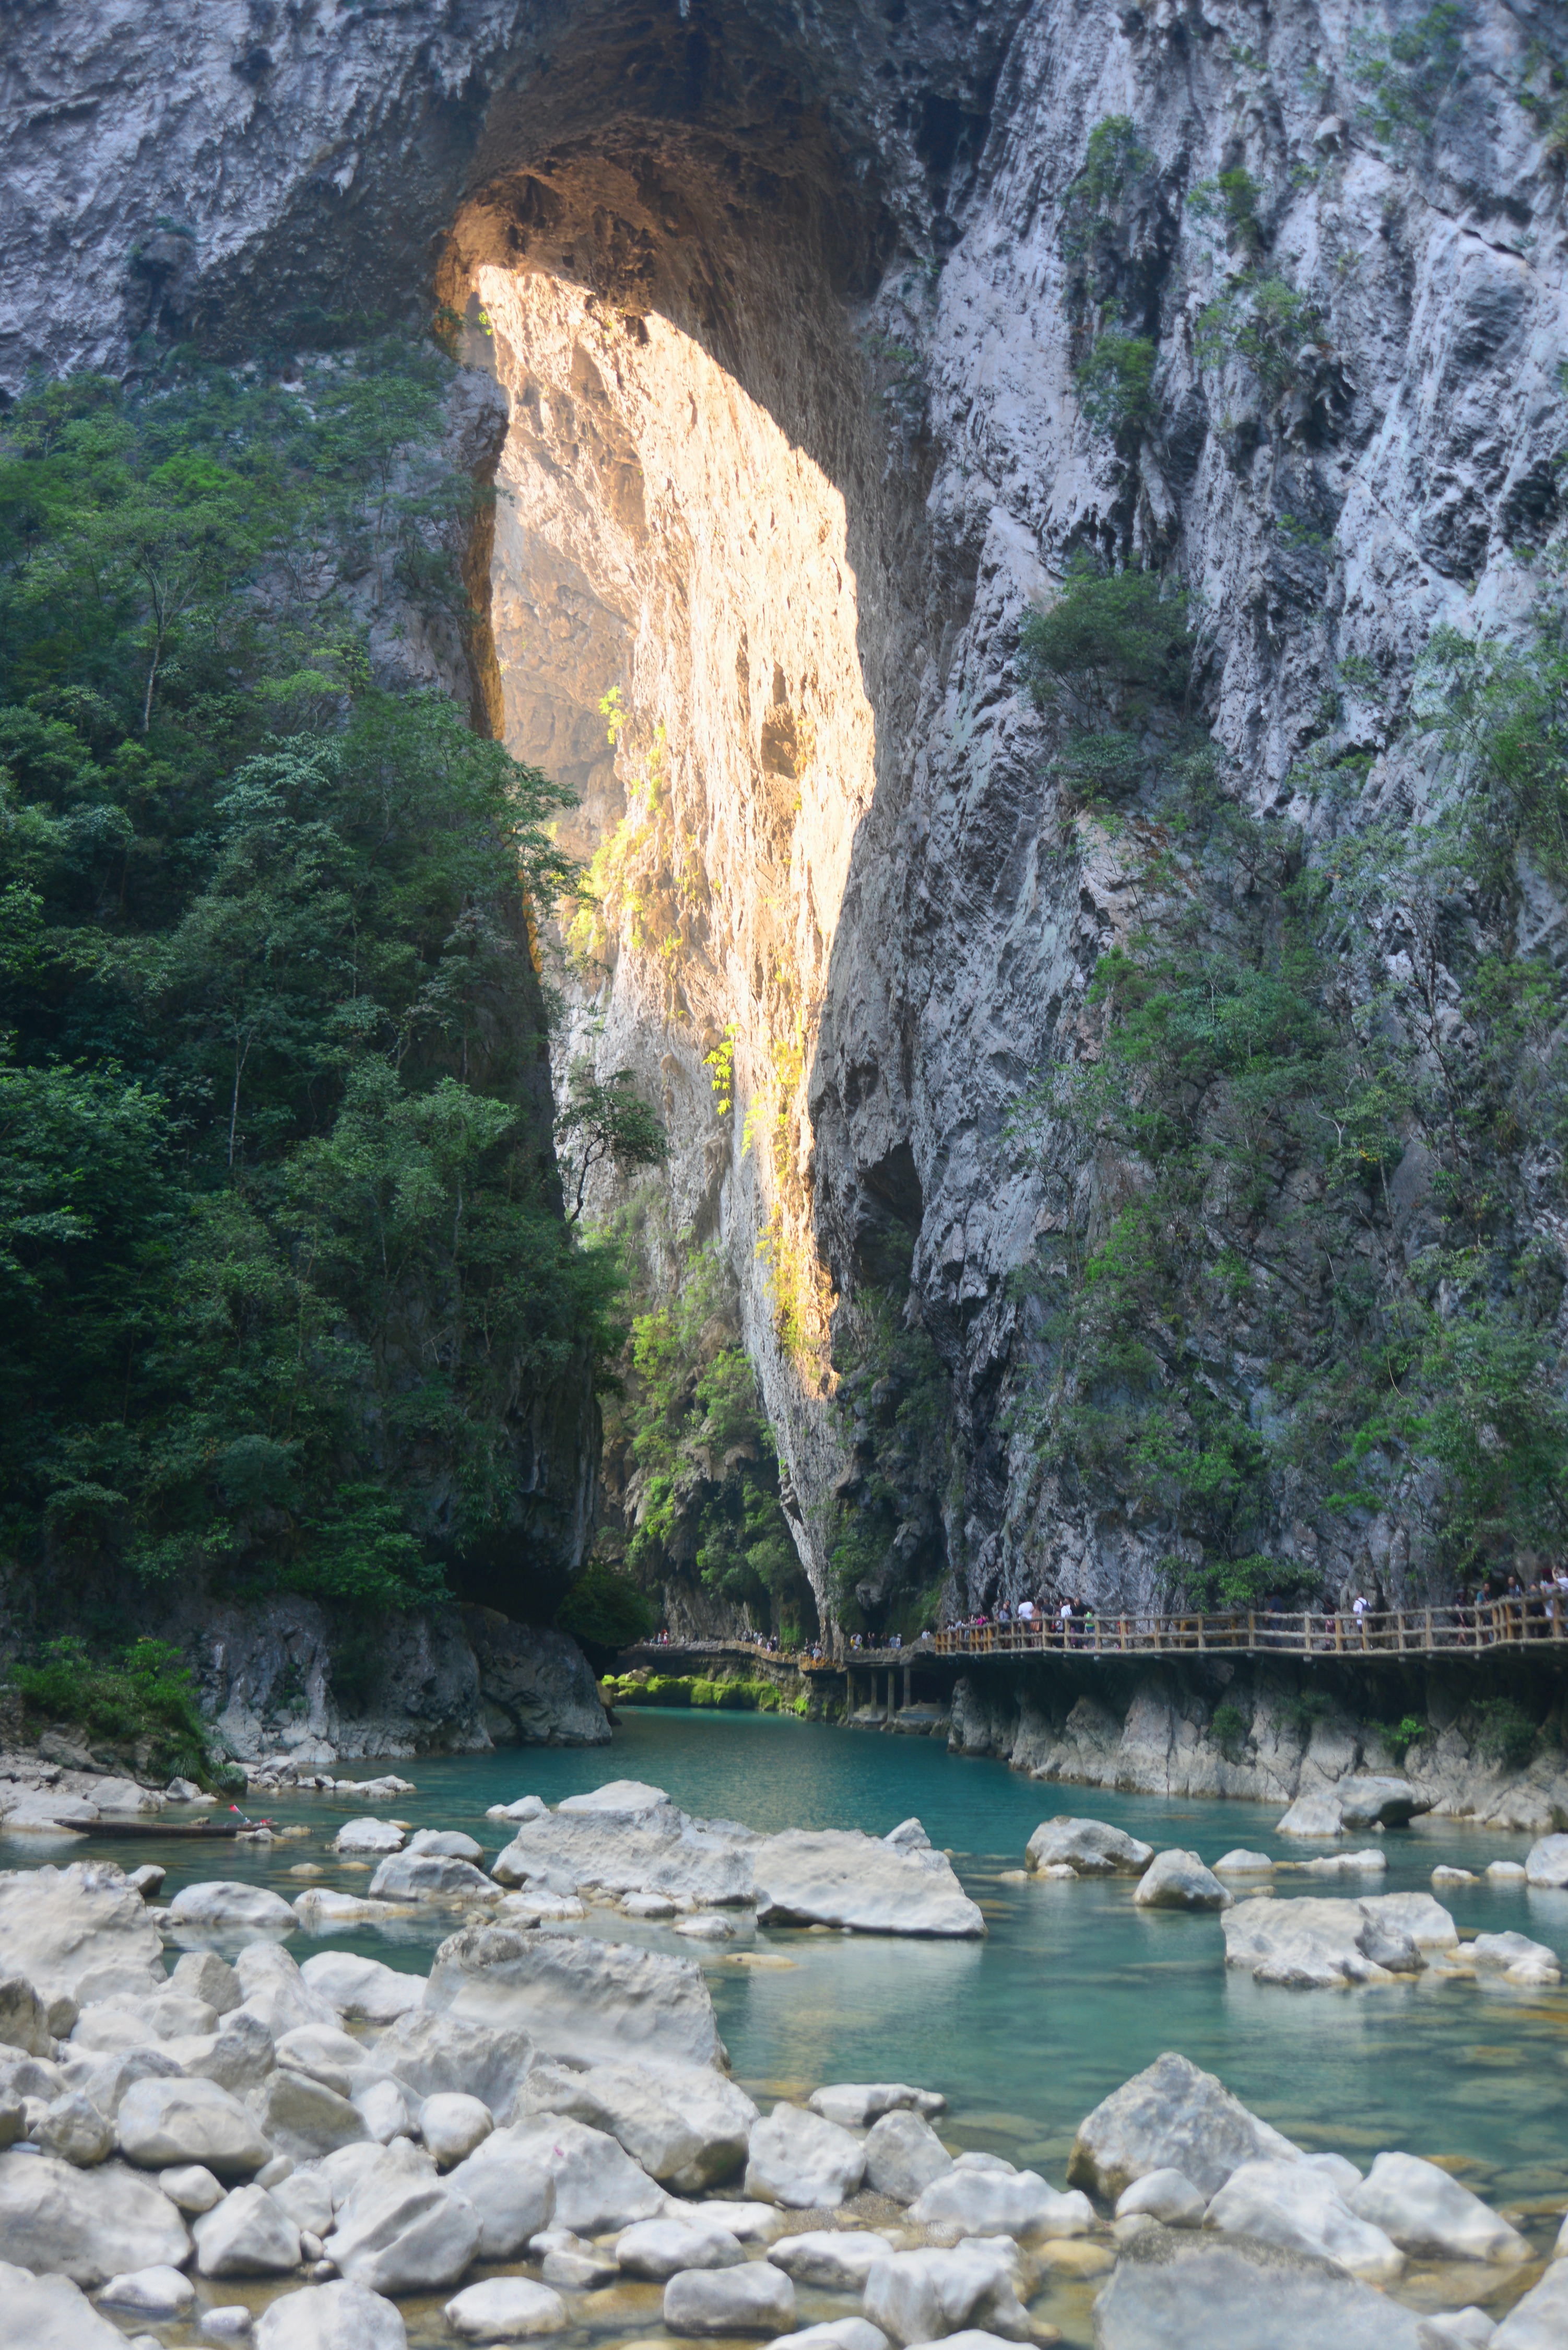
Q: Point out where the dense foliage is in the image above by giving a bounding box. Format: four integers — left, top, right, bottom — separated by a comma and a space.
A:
592, 1201, 816, 1643
0, 347, 623, 1630
1008, 555, 1568, 1600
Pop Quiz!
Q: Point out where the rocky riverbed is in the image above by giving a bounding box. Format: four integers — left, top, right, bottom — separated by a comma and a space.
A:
1, 1767, 1567, 2348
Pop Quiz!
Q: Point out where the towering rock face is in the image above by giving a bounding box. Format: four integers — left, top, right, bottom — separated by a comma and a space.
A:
6, 0, 1565, 1631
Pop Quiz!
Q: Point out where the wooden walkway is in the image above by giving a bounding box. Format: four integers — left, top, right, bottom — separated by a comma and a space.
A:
625, 1597, 1568, 1676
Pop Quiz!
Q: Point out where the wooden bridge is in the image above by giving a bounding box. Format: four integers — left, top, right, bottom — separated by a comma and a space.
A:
623, 1596, 1568, 1691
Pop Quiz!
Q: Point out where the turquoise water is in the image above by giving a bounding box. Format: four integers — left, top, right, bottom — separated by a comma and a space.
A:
20, 1709, 1568, 2216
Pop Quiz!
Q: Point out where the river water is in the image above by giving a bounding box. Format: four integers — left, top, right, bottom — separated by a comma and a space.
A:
14, 1708, 1568, 2341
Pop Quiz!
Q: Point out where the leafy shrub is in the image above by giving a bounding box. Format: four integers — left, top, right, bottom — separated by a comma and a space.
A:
12, 1634, 214, 1782
1061, 117, 1156, 263
1075, 333, 1158, 438
1019, 557, 1193, 719
1472, 1697, 1538, 1772
556, 1558, 655, 1655
1286, 1690, 1336, 1734
1195, 274, 1330, 400
1350, 3, 1468, 148
1371, 1714, 1427, 1765
1211, 1699, 1250, 1759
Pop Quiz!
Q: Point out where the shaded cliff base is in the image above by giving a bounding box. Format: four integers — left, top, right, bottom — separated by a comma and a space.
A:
0, 1592, 609, 1793
941, 1659, 1568, 1835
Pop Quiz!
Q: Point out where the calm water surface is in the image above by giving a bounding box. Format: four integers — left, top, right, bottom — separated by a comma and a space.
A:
14, 1710, 1568, 2343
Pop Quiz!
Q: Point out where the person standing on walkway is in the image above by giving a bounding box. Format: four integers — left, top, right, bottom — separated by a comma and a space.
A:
1059, 1598, 1074, 1649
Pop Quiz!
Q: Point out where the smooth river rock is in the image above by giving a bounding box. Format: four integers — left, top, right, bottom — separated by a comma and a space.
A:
1093, 2226, 1423, 2349
298, 1954, 423, 2026
1468, 1932, 1561, 1987
254, 2280, 409, 2349
0, 2149, 192, 2284
1114, 2168, 1207, 2227
745, 2101, 866, 2206
665, 2261, 796, 2336
193, 2183, 303, 2276
0, 1864, 164, 2003
443, 2137, 557, 2261
1348, 2154, 1528, 2264
863, 2108, 953, 2202
768, 2231, 892, 2290
1492, 2262, 1568, 2349
617, 2218, 745, 2279
323, 2138, 482, 2293
1068, 2052, 1301, 2202
749, 1830, 984, 1937
517, 2055, 757, 2189
1523, 1835, 1568, 1888
117, 2074, 273, 2176
444, 2276, 568, 2341
366, 1853, 500, 1905
167, 1882, 299, 1932
0, 2258, 131, 2350
333, 1822, 405, 1857
1132, 1850, 1232, 1910
1222, 1895, 1454, 1988
372, 2010, 536, 2118
1207, 2158, 1404, 2281
909, 2167, 1091, 2240
423, 1923, 724, 2072
1024, 1819, 1152, 1876
808, 2084, 946, 2129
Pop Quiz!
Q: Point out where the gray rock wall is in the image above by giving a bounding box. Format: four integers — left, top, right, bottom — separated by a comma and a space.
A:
943, 1658, 1568, 1831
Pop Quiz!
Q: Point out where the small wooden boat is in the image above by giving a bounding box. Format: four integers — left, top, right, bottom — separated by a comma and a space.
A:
86, 1817, 240, 1840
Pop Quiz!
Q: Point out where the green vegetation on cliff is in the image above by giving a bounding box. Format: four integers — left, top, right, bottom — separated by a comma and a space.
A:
0, 347, 622, 1625
1010, 555, 1568, 1598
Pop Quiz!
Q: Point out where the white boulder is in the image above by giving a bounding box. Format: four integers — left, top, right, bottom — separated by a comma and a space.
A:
1347, 2153, 1528, 2263
254, 2279, 408, 2349
167, 1883, 298, 1932
332, 1822, 404, 1857
193, 2183, 303, 2276
159, 2161, 226, 2213
373, 2010, 537, 2117
1335, 1778, 1429, 1829
480, 2115, 665, 2233
751, 1830, 984, 1937
366, 1853, 499, 1904
323, 2138, 481, 2293
98, 2263, 195, 2316
0, 2150, 191, 2284
423, 1922, 724, 2071
1115, 2168, 1206, 2226
1276, 1794, 1346, 1839
438, 2139, 556, 2262
1212, 1852, 1275, 1877
0, 2258, 131, 2349
909, 2167, 1091, 2240
1133, 1850, 1232, 1910
809, 2084, 946, 2128
36, 2091, 113, 2166
518, 2057, 757, 2190
767, 2323, 888, 2350
1024, 1819, 1153, 1876
406, 1830, 485, 1863
768, 2231, 892, 2289
1068, 2051, 1302, 2201
0, 1975, 53, 2057
444, 2277, 567, 2341
1469, 1932, 1561, 1987
863, 2108, 953, 2202
665, 2261, 797, 2335
1522, 1835, 1568, 1888
419, 2093, 493, 2168
863, 2243, 1029, 2345
616, 2218, 745, 2279
1493, 2263, 1568, 2348
1222, 1896, 1429, 1989
0, 1864, 164, 2003
117, 2075, 272, 2176
1206, 2157, 1405, 2281
298, 1955, 423, 2026
745, 2101, 866, 2206
252, 2069, 369, 2161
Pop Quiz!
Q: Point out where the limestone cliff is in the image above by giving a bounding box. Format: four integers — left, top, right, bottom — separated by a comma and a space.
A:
5, 0, 1567, 1641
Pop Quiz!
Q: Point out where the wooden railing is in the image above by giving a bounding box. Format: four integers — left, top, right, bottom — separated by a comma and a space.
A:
624, 1597, 1568, 1671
